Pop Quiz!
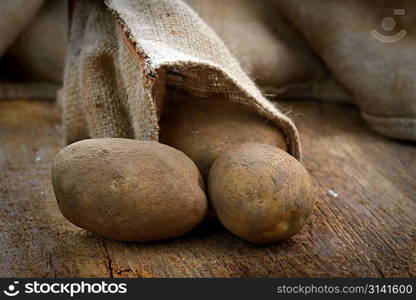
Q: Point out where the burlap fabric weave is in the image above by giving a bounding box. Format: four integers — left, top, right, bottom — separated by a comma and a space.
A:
1, 0, 415, 149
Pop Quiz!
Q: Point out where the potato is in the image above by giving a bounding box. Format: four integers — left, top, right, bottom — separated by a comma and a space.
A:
159, 98, 288, 178
51, 138, 207, 242
208, 143, 315, 244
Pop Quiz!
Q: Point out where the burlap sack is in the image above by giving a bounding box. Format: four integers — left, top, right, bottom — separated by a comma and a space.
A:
272, 0, 416, 140
0, 0, 45, 57
0, 0, 67, 99
191, 0, 415, 140
60, 0, 301, 158
0, 0, 415, 144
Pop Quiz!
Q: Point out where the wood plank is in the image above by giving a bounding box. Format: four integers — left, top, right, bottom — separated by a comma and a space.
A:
0, 100, 109, 277
0, 99, 415, 277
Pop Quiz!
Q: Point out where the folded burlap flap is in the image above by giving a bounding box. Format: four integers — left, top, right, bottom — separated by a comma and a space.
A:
61, 0, 301, 158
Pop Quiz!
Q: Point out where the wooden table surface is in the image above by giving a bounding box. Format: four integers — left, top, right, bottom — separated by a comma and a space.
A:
0, 99, 415, 278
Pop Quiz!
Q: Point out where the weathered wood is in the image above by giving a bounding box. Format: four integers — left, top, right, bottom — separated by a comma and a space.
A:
0, 99, 415, 277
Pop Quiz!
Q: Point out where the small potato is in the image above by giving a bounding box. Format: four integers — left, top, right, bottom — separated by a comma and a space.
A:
159, 98, 288, 178
52, 138, 207, 242
208, 143, 315, 244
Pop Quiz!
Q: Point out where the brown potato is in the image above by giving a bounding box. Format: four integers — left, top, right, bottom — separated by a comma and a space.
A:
159, 98, 288, 178
208, 143, 315, 244
51, 138, 207, 242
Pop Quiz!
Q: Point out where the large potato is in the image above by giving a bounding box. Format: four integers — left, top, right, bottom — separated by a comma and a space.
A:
208, 143, 315, 244
52, 138, 207, 242
159, 98, 288, 178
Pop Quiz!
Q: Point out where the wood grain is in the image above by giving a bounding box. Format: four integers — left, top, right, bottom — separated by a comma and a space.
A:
0, 99, 415, 277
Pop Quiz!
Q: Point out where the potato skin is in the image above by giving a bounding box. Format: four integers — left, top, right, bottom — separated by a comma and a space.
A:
52, 138, 207, 242
159, 98, 288, 178
208, 143, 315, 244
